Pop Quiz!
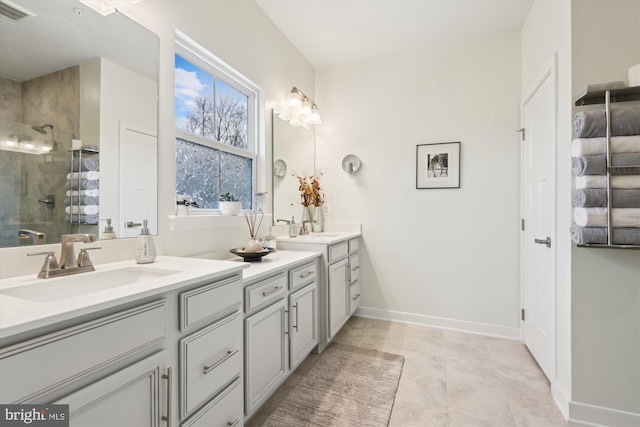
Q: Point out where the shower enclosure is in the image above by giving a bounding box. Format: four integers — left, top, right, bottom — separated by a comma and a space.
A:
0, 118, 97, 247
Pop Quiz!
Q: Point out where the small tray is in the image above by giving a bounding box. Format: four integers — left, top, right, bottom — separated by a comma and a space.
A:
230, 247, 276, 262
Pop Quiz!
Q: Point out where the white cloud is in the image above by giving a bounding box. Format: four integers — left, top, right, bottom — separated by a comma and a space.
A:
175, 67, 206, 99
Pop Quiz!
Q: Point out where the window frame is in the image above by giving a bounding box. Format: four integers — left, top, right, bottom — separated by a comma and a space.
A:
175, 31, 260, 214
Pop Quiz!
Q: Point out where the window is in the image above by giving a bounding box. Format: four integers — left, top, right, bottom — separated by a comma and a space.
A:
174, 40, 257, 211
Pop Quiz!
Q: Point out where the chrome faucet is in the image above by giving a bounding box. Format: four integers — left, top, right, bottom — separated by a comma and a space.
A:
60, 233, 98, 269
18, 229, 46, 245
28, 233, 100, 279
299, 220, 314, 235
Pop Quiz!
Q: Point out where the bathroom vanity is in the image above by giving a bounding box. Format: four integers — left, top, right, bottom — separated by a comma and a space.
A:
0, 256, 247, 427
276, 231, 361, 352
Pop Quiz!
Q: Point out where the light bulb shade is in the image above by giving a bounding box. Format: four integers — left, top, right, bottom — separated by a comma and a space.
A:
308, 106, 322, 125
300, 98, 312, 115
286, 89, 302, 108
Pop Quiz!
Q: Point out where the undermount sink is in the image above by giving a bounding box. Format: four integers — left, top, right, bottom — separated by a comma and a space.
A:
1, 267, 181, 302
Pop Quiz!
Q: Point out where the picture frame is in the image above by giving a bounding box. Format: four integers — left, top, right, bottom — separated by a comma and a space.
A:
416, 142, 460, 189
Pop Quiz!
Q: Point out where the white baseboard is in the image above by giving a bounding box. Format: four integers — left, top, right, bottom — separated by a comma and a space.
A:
569, 401, 640, 427
355, 306, 520, 340
552, 382, 571, 420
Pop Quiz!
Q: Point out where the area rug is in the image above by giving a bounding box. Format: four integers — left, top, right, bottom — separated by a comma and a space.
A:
261, 342, 404, 427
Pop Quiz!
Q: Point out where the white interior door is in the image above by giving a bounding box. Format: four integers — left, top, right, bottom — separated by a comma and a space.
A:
521, 57, 557, 381
119, 124, 158, 238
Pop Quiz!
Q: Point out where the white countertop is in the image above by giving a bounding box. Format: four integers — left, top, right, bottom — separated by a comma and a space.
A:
193, 249, 322, 283
276, 231, 361, 244
0, 256, 248, 340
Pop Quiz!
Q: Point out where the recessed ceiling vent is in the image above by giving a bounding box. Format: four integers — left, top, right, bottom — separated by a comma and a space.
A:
0, 0, 35, 21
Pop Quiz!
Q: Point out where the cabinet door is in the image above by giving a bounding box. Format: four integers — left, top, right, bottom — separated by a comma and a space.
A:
328, 258, 349, 339
349, 252, 360, 285
349, 282, 361, 316
245, 299, 288, 415
289, 282, 318, 370
56, 352, 168, 427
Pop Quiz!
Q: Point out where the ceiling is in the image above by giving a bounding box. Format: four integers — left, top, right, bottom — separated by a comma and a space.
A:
254, 0, 534, 69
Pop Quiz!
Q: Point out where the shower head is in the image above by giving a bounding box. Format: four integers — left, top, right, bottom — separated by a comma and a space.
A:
32, 124, 53, 134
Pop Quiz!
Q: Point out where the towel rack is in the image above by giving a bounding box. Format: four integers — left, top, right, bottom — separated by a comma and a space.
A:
68, 146, 99, 225
573, 86, 640, 249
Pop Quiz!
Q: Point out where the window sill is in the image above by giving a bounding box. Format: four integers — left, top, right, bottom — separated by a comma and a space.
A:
168, 213, 272, 232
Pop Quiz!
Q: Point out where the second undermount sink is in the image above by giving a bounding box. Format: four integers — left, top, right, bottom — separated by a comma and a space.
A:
0, 267, 181, 302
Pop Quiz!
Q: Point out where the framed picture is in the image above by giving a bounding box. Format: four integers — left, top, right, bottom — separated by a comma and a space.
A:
416, 142, 460, 189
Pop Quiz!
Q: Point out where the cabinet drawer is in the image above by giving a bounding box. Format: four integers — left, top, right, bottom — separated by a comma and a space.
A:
289, 261, 317, 291
349, 282, 361, 316
348, 238, 359, 253
180, 311, 243, 419
349, 252, 360, 285
182, 376, 243, 427
0, 300, 167, 404
180, 275, 242, 331
328, 241, 348, 263
245, 273, 287, 313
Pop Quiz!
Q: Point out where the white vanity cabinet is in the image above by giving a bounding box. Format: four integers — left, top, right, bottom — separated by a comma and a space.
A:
279, 235, 361, 352
0, 258, 246, 427
55, 351, 168, 427
243, 256, 319, 418
348, 240, 361, 315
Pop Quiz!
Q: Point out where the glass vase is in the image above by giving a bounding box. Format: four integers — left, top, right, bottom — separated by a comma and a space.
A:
312, 205, 323, 232
301, 205, 312, 234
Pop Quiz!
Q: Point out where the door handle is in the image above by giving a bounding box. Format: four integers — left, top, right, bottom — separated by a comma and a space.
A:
534, 237, 551, 248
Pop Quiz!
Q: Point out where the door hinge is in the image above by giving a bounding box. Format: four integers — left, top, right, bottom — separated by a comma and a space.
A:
521, 219, 525, 231
521, 308, 525, 321
516, 128, 525, 141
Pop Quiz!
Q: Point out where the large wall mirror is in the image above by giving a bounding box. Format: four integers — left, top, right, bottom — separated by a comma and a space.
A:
272, 110, 315, 224
0, 0, 158, 248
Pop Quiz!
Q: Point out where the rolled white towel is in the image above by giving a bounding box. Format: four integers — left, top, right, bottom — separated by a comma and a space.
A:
574, 208, 640, 227
65, 205, 99, 215
574, 175, 640, 189
571, 136, 640, 156
66, 171, 99, 181
66, 189, 99, 197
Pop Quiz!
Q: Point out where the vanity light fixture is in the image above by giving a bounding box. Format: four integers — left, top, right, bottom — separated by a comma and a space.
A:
1, 135, 53, 155
280, 87, 322, 128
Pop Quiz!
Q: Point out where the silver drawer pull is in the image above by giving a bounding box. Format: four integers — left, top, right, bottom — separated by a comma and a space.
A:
299, 271, 313, 278
293, 302, 299, 332
203, 349, 239, 374
351, 265, 360, 271
162, 367, 172, 427
126, 221, 142, 228
262, 285, 283, 296
352, 293, 361, 301
227, 420, 240, 427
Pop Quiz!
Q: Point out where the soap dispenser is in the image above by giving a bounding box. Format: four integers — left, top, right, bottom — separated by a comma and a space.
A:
135, 219, 157, 264
288, 216, 298, 238
101, 218, 117, 240
264, 226, 277, 248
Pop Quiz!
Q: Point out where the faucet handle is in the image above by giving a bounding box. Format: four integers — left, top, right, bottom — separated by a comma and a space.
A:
77, 247, 102, 267
27, 251, 60, 278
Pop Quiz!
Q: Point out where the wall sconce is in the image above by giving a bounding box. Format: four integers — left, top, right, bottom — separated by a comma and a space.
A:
342, 154, 361, 174
279, 87, 322, 128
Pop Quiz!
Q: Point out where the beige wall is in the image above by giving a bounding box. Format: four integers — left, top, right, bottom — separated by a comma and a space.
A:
316, 31, 522, 335
570, 0, 640, 419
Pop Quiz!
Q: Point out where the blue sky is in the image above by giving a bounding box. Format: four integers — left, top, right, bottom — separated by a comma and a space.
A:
174, 54, 213, 129
175, 54, 247, 130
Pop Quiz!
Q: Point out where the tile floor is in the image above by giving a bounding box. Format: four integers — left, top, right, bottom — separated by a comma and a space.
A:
247, 316, 585, 427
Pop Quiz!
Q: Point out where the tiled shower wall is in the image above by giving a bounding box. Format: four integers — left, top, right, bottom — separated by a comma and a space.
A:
0, 67, 83, 248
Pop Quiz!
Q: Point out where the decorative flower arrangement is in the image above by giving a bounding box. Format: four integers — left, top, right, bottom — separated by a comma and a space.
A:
295, 173, 324, 207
